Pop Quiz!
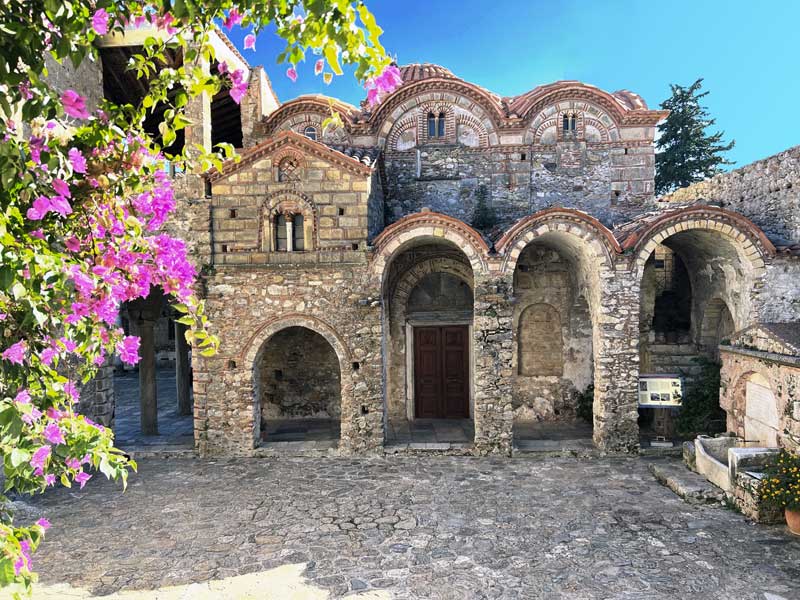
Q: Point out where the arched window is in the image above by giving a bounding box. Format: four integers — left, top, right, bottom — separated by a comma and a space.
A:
275, 214, 288, 251
427, 112, 436, 138
292, 214, 305, 251
277, 156, 299, 182
437, 112, 445, 137
562, 114, 570, 134
518, 303, 563, 376
303, 126, 317, 141
569, 114, 577, 132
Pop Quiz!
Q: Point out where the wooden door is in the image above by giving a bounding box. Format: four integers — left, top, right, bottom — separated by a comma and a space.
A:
414, 326, 469, 418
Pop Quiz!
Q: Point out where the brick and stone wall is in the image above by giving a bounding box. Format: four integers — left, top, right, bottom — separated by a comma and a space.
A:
658, 146, 800, 242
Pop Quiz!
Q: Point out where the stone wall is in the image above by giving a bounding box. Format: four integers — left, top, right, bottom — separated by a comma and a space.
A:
257, 326, 342, 421
382, 142, 655, 231
719, 345, 800, 451
658, 146, 800, 242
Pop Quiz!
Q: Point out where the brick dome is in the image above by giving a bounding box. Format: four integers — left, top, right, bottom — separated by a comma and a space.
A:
398, 63, 457, 83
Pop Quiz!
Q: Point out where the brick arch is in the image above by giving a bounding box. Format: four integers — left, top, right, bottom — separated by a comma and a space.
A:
625, 206, 776, 277
259, 190, 318, 251
418, 102, 455, 143
386, 115, 418, 151
260, 97, 357, 138
390, 255, 474, 314
370, 212, 490, 285
496, 208, 620, 275
525, 98, 620, 145
455, 113, 489, 148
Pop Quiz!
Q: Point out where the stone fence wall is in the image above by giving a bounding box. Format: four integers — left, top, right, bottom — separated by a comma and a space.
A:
658, 146, 800, 242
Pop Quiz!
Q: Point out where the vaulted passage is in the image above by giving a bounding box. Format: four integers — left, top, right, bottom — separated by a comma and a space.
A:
383, 242, 475, 447
256, 326, 341, 445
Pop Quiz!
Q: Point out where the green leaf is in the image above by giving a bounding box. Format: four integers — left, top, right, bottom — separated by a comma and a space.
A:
9, 448, 29, 467
324, 46, 343, 76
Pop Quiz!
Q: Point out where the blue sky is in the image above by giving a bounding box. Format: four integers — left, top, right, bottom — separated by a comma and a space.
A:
230, 0, 799, 167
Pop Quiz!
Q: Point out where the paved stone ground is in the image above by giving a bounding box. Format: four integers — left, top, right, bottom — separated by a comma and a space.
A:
20, 456, 800, 599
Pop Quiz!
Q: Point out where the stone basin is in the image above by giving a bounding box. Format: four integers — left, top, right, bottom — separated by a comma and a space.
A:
693, 435, 780, 492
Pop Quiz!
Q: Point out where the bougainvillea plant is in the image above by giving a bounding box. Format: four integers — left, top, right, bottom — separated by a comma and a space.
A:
0, 1, 397, 595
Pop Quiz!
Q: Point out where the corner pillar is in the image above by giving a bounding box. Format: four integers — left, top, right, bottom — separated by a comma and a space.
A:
137, 318, 158, 436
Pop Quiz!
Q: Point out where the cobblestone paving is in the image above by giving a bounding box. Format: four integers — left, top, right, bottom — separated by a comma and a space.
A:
24, 457, 800, 599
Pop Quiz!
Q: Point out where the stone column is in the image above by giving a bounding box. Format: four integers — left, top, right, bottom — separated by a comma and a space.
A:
285, 214, 294, 252
472, 272, 514, 456
137, 318, 158, 435
175, 321, 192, 416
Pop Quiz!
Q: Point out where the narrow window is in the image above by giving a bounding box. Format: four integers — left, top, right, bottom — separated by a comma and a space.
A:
437, 112, 445, 137
275, 214, 288, 251
303, 125, 317, 141
229, 208, 237, 219
562, 114, 569, 133
427, 112, 436, 138
569, 114, 577, 131
292, 214, 305, 251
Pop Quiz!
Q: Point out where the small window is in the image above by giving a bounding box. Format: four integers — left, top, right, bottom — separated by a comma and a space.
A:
277, 157, 299, 182
303, 126, 317, 141
338, 207, 345, 216
275, 214, 288, 251
437, 112, 445, 137
562, 114, 570, 133
292, 214, 305, 251
654, 259, 665, 269
427, 112, 436, 138
229, 208, 237, 219
569, 114, 577, 131
204, 179, 213, 198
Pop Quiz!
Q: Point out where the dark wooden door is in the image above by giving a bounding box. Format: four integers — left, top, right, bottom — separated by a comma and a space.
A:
414, 326, 469, 418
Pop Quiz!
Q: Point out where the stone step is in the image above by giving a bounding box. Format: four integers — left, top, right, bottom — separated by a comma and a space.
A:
647, 458, 725, 505
648, 343, 698, 354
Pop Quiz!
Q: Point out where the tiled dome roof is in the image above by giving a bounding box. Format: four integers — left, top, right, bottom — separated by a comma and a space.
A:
398, 63, 457, 83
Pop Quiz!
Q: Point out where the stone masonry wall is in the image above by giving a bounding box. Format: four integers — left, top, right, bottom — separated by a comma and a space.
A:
720, 346, 800, 451
658, 146, 800, 242
194, 260, 383, 456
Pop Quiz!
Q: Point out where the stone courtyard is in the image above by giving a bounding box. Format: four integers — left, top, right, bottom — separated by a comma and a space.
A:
18, 456, 800, 599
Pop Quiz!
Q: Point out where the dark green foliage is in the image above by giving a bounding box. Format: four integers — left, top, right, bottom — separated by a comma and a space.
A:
576, 384, 594, 423
675, 357, 726, 438
470, 185, 496, 232
655, 79, 735, 195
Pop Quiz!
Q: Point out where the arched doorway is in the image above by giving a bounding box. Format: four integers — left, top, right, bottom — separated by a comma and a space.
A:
383, 241, 476, 446
744, 373, 779, 447
700, 297, 735, 359
255, 326, 342, 446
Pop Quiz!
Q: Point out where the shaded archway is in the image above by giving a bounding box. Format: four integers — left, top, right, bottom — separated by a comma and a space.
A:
700, 298, 735, 359
255, 326, 342, 445
381, 234, 477, 447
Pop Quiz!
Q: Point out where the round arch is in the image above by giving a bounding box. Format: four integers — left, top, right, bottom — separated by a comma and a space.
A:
241, 314, 354, 445
370, 211, 490, 285
260, 96, 357, 138
496, 208, 620, 276
259, 190, 318, 251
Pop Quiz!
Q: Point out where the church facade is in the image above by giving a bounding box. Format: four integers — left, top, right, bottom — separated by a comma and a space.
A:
63, 33, 800, 457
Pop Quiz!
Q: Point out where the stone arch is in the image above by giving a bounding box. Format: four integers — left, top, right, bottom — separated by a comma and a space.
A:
523, 98, 622, 145
260, 96, 356, 138
700, 297, 735, 356
729, 371, 780, 447
259, 190, 317, 252
370, 211, 490, 285
391, 255, 474, 317
497, 208, 620, 276
241, 314, 354, 446
386, 115, 418, 151
455, 113, 489, 148
518, 303, 563, 376
371, 83, 502, 147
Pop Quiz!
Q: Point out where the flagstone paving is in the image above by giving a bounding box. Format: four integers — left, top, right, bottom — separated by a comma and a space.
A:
17, 457, 800, 599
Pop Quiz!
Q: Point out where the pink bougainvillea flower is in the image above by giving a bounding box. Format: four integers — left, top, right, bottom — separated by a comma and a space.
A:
49, 195, 73, 217
74, 470, 92, 489
52, 178, 71, 198
64, 381, 79, 403
44, 474, 56, 486
286, 67, 298, 82
39, 346, 57, 366
243, 33, 256, 50
46, 407, 64, 421
14, 389, 31, 405
13, 539, 31, 575
364, 64, 404, 106
29, 445, 51, 470
26, 196, 51, 220
43, 423, 65, 445
68, 148, 87, 173
59, 337, 77, 353
116, 335, 140, 365
21, 406, 42, 425
36, 518, 51, 530
91, 8, 110, 35
217, 61, 228, 74
65, 236, 81, 252
65, 457, 81, 469
314, 59, 324, 75
2, 341, 26, 365
61, 90, 89, 119
223, 8, 243, 29
228, 69, 248, 104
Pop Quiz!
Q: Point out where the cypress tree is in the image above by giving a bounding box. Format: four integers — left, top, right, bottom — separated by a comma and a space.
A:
471, 184, 496, 232
655, 78, 735, 195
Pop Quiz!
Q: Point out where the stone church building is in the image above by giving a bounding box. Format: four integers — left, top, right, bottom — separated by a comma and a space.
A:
71, 30, 800, 457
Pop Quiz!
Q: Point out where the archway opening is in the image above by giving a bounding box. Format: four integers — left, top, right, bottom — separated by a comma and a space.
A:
111, 288, 194, 450
638, 228, 753, 441
382, 240, 476, 447
511, 233, 598, 450
256, 326, 342, 446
